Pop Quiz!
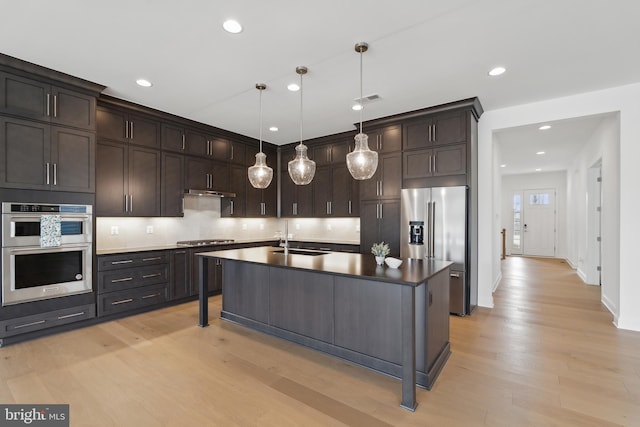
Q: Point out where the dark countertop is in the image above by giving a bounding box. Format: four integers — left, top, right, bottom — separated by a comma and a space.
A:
197, 246, 452, 287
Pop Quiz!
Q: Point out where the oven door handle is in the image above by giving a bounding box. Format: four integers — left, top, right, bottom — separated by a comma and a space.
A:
7, 243, 91, 253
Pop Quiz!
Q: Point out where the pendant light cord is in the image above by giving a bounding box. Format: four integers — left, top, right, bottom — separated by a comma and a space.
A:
299, 71, 304, 146
359, 46, 363, 134
259, 87, 263, 153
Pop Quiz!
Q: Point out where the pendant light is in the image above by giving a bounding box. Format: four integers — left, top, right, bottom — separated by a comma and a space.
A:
288, 66, 316, 185
346, 42, 378, 180
248, 83, 273, 189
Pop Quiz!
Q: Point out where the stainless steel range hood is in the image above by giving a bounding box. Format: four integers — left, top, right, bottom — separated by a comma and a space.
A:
185, 189, 236, 198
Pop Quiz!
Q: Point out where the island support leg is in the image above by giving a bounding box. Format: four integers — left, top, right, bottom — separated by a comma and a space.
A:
198, 256, 209, 327
400, 285, 417, 411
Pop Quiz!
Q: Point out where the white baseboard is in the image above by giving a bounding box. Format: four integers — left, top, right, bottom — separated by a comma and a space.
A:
601, 293, 617, 322
576, 268, 587, 283
492, 271, 502, 292
565, 257, 577, 269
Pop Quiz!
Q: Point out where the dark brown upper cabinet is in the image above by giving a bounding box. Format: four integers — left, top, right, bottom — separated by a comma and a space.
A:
185, 129, 230, 161
403, 110, 467, 150
0, 117, 95, 192
161, 122, 186, 152
0, 72, 96, 131
97, 106, 160, 149
366, 125, 401, 153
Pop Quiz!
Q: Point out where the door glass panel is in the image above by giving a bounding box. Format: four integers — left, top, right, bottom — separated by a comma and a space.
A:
512, 194, 521, 250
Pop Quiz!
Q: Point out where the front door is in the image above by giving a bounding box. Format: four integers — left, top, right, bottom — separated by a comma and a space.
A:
522, 189, 556, 257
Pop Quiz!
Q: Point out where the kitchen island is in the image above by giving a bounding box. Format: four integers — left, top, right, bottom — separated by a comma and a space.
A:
197, 246, 452, 411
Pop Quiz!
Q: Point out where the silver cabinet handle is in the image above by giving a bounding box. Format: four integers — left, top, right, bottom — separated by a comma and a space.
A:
326, 201, 330, 215
329, 201, 332, 215
142, 273, 162, 279
53, 95, 57, 118
380, 203, 383, 219
432, 124, 436, 141
231, 144, 234, 160
125, 120, 129, 139
181, 197, 185, 214
46, 94, 51, 117
111, 260, 133, 265
130, 121, 134, 139
433, 155, 436, 173
182, 134, 185, 150
428, 155, 432, 173
112, 298, 134, 306
293, 202, 297, 216
57, 311, 85, 320
450, 273, 460, 278
111, 277, 133, 283
428, 124, 431, 142
143, 257, 162, 262
53, 163, 57, 185
45, 162, 50, 185
348, 200, 352, 215
379, 180, 383, 196
14, 319, 46, 329
230, 200, 234, 215
130, 194, 133, 212
142, 293, 161, 299
124, 195, 128, 212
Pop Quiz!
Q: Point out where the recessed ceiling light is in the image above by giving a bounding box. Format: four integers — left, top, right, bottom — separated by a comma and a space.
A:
287, 83, 300, 92
222, 19, 242, 34
500, 164, 506, 168
488, 66, 506, 76
535, 168, 542, 172
269, 126, 278, 132
136, 79, 152, 87
352, 104, 363, 111
536, 151, 545, 155
539, 125, 551, 130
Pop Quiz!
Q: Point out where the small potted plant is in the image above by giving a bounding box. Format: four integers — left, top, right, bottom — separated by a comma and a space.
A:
371, 242, 390, 266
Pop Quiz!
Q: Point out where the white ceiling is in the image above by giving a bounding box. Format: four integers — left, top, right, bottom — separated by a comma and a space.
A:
1, 1, 639, 163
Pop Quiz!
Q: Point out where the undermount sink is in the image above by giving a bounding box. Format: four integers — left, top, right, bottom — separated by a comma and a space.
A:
272, 249, 329, 256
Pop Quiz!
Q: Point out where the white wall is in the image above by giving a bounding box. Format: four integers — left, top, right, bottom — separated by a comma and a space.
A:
478, 82, 639, 331
565, 114, 620, 319
500, 171, 567, 258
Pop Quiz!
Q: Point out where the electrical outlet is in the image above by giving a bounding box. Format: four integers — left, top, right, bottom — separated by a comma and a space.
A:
110, 226, 119, 235
146, 225, 154, 234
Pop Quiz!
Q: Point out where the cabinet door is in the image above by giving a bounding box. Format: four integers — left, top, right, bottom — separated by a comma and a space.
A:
403, 149, 433, 180
161, 152, 184, 216
128, 113, 160, 148
313, 166, 332, 216
51, 126, 95, 193
223, 165, 246, 217
312, 144, 332, 166
433, 143, 466, 176
96, 107, 127, 143
377, 125, 401, 153
280, 170, 295, 216
0, 72, 49, 121
230, 141, 246, 165
210, 161, 229, 191
96, 141, 127, 215
128, 146, 161, 216
331, 166, 352, 217
360, 200, 381, 255
170, 249, 190, 300
209, 137, 230, 161
185, 129, 209, 157
161, 123, 185, 152
431, 111, 466, 146
359, 165, 380, 200
50, 87, 96, 130
330, 139, 351, 164
184, 156, 209, 189
403, 119, 431, 150
380, 152, 401, 199
379, 199, 401, 257
0, 117, 50, 190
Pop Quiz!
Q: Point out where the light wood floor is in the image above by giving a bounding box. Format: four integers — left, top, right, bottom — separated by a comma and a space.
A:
2, 257, 640, 426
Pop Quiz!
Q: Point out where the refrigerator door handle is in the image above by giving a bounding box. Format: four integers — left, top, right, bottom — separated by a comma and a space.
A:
430, 200, 436, 258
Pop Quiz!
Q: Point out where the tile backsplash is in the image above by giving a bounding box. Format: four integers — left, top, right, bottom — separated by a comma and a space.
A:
96, 196, 360, 250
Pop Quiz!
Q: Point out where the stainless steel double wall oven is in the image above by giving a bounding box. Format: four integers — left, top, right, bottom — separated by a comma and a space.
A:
1, 202, 93, 306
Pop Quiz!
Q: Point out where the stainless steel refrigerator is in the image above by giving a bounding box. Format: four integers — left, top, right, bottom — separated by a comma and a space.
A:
401, 186, 475, 315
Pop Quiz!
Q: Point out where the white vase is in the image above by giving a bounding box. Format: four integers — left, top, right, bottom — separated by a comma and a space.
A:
375, 256, 385, 266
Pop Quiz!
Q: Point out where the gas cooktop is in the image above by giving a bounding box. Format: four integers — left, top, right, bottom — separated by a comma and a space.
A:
176, 239, 235, 247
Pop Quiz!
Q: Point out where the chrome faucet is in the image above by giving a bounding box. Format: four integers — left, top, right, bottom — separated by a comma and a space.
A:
279, 220, 289, 255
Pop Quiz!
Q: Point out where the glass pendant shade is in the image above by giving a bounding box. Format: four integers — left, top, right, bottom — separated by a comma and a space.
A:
348, 42, 378, 180
288, 143, 316, 185
248, 83, 273, 189
248, 151, 273, 189
288, 65, 316, 185
347, 133, 378, 180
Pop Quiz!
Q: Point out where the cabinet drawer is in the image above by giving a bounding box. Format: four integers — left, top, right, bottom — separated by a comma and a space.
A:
98, 284, 167, 317
98, 251, 169, 271
0, 304, 95, 338
98, 264, 168, 293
